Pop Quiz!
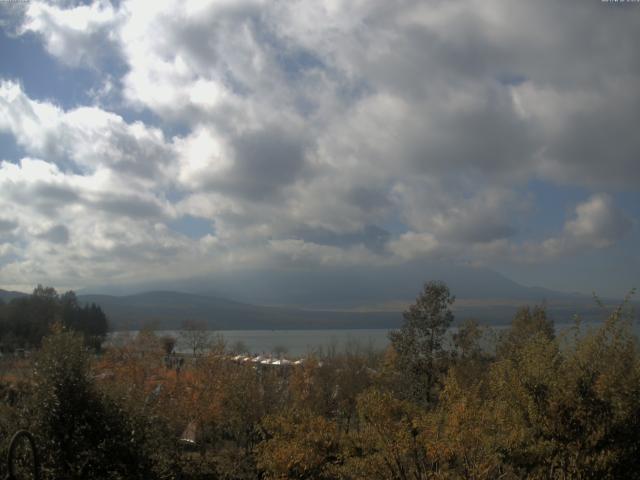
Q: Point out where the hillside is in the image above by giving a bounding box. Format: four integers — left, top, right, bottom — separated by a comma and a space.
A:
4, 281, 635, 331
76, 290, 632, 331
83, 262, 587, 309
77, 291, 402, 330
0, 288, 27, 303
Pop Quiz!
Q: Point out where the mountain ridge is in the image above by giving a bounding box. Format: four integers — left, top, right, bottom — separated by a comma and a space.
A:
2, 266, 635, 330
74, 262, 598, 309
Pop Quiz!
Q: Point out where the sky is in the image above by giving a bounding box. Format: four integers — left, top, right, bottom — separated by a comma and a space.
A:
0, 0, 639, 302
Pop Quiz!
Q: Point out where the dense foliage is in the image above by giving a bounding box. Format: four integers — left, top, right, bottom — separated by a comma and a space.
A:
0, 286, 108, 350
0, 282, 638, 479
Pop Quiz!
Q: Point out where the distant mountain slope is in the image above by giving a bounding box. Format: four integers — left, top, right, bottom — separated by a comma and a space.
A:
0, 289, 28, 303
76, 290, 635, 331
76, 263, 586, 308
182, 263, 587, 309
3, 263, 635, 330
77, 291, 402, 330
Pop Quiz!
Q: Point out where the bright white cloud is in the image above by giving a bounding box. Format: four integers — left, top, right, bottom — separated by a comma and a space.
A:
175, 126, 233, 188
565, 194, 632, 249
0, 81, 173, 183
21, 0, 120, 68
0, 0, 638, 292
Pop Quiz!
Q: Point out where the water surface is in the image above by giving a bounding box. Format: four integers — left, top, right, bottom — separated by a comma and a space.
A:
109, 320, 632, 357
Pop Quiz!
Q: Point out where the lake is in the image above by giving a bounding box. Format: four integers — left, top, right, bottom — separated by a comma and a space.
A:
110, 329, 392, 357
109, 320, 630, 357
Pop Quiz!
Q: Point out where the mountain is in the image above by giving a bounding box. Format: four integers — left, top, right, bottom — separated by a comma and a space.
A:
79, 262, 585, 309
193, 264, 586, 309
76, 289, 632, 331
0, 288, 28, 303
76, 291, 402, 331
4, 263, 634, 330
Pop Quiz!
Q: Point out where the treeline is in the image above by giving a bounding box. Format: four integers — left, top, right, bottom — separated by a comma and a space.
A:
0, 282, 638, 479
0, 285, 108, 351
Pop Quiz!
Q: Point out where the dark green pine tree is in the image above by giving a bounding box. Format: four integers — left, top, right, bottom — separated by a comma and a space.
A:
389, 280, 455, 404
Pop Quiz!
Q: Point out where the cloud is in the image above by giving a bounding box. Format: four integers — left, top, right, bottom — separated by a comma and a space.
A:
13, 0, 640, 187
519, 194, 633, 261
0, 158, 183, 288
0, 0, 638, 292
37, 224, 69, 244
0, 81, 174, 182
392, 185, 524, 244
177, 123, 312, 202
226, 125, 310, 202
564, 194, 632, 249
387, 232, 440, 261
0, 219, 18, 234
385, 192, 633, 264
0, 219, 19, 245
269, 238, 381, 268
21, 0, 121, 68
291, 225, 391, 254
511, 79, 640, 189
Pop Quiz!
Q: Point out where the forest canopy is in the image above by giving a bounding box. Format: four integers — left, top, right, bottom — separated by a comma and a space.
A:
0, 285, 108, 351
0, 282, 638, 479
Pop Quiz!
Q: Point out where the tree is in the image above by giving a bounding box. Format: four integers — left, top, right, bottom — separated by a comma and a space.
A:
230, 340, 249, 355
452, 319, 483, 359
29, 332, 154, 479
388, 281, 455, 403
180, 319, 213, 357
0, 298, 6, 344
160, 335, 177, 356
60, 291, 108, 351
5, 286, 58, 347
486, 300, 640, 478
0, 288, 109, 351
450, 319, 492, 392
337, 388, 441, 480
497, 305, 554, 359
257, 410, 340, 480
